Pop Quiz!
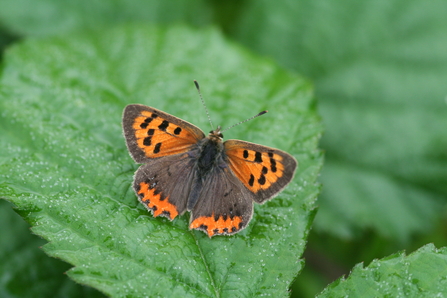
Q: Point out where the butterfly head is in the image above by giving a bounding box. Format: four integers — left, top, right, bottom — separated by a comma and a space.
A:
208, 126, 224, 142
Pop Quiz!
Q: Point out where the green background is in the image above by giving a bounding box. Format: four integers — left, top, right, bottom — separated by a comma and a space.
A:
1, 0, 447, 297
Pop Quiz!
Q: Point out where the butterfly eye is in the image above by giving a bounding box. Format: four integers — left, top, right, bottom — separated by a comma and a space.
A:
219, 133, 224, 138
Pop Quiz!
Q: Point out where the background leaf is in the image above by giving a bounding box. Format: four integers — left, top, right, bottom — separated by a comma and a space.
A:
318, 244, 447, 297
0, 200, 104, 298
0, 25, 321, 297
0, 0, 212, 36
230, 0, 447, 243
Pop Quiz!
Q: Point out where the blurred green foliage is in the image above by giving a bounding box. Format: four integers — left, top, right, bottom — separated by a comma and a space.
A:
1, 0, 446, 297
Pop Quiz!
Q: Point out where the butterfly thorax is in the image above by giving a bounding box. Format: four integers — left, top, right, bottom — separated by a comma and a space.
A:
196, 127, 224, 175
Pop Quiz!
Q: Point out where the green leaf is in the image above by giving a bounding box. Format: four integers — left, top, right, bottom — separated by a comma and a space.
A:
229, 0, 447, 242
0, 27, 18, 58
0, 200, 105, 298
317, 244, 447, 297
0, 25, 322, 297
0, 0, 212, 36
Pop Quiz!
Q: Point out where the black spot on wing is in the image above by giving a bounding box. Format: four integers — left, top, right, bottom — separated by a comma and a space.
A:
270, 158, 277, 172
174, 127, 182, 135
158, 120, 169, 131
258, 174, 266, 185
254, 151, 263, 163
262, 166, 268, 174
143, 137, 152, 146
248, 174, 255, 187
154, 142, 162, 153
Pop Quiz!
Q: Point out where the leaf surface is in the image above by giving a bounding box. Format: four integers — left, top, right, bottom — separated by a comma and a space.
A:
0, 25, 322, 297
318, 244, 447, 297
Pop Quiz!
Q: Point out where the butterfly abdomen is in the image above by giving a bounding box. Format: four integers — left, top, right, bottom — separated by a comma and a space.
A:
186, 137, 225, 210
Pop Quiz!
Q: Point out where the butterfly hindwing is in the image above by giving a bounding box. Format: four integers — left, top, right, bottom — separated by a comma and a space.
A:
189, 165, 254, 237
134, 153, 198, 220
123, 104, 205, 163
224, 140, 297, 203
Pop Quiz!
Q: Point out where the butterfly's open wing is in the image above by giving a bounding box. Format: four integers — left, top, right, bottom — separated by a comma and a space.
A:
224, 140, 297, 203
189, 166, 254, 237
134, 153, 197, 220
123, 104, 205, 163
123, 104, 205, 220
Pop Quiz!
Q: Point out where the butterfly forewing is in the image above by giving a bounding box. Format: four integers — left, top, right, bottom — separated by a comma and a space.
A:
123, 104, 205, 163
224, 140, 297, 203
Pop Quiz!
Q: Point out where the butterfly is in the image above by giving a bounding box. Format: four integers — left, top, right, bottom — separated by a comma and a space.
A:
122, 82, 297, 237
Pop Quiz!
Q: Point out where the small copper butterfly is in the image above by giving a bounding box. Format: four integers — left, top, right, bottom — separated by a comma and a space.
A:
122, 81, 297, 237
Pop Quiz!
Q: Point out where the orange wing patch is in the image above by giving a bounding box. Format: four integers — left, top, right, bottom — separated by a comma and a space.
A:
132, 111, 198, 158
226, 148, 285, 193
138, 181, 179, 220
190, 213, 243, 237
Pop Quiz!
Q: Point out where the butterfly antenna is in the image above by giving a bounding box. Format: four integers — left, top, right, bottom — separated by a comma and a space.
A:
194, 80, 214, 130
221, 110, 268, 133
